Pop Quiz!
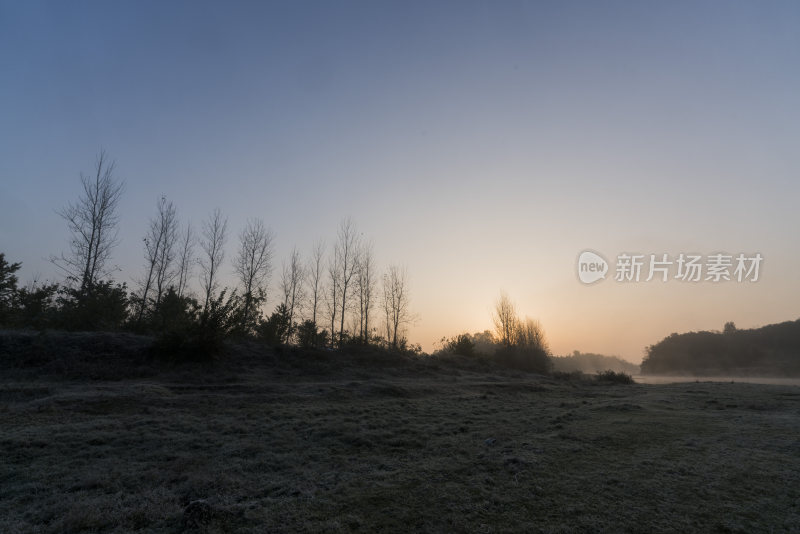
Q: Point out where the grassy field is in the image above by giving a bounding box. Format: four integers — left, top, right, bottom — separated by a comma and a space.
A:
1, 333, 799, 532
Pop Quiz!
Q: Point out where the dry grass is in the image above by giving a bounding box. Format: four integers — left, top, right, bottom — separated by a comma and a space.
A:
1, 334, 799, 532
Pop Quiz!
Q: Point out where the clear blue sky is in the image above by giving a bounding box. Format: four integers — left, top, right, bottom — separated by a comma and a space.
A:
2, 1, 799, 359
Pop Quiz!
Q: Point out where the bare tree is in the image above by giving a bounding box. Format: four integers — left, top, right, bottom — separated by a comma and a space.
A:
493, 303, 550, 372
280, 248, 305, 343
52, 149, 124, 294
326, 248, 340, 347
135, 197, 178, 322
382, 264, 411, 348
176, 222, 195, 298
334, 218, 359, 345
517, 317, 549, 353
199, 208, 228, 312
493, 291, 517, 347
307, 239, 326, 326
152, 198, 178, 309
355, 241, 376, 343
234, 219, 275, 330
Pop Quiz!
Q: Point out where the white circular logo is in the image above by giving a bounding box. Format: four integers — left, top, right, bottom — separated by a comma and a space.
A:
577, 250, 608, 284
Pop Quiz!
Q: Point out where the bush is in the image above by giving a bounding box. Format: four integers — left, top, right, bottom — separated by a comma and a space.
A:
551, 370, 587, 382
151, 288, 199, 333
595, 370, 635, 384
0, 253, 21, 325
12, 282, 59, 329
151, 289, 239, 362
297, 320, 328, 348
258, 304, 290, 346
56, 281, 129, 331
495, 344, 551, 374
443, 333, 476, 356
394, 336, 423, 356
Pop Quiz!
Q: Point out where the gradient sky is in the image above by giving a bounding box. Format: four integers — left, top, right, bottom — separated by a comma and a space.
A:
2, 1, 799, 361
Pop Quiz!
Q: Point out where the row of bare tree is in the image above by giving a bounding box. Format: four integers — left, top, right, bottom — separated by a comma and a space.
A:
50, 150, 413, 347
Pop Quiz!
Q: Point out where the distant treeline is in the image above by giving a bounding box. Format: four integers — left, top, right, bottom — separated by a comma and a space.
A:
551, 351, 640, 375
641, 320, 800, 376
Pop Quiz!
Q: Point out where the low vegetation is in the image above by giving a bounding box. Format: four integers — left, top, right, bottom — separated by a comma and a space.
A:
551, 369, 636, 385
1, 331, 798, 532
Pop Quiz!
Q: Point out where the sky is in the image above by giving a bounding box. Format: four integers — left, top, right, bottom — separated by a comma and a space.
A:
1, 0, 799, 361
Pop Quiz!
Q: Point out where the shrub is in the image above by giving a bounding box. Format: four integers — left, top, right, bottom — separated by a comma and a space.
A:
495, 344, 552, 374
595, 370, 635, 384
151, 289, 239, 362
56, 281, 130, 331
258, 304, 290, 346
12, 282, 59, 329
0, 253, 21, 325
443, 333, 476, 356
297, 320, 328, 348
151, 288, 199, 333
551, 370, 587, 382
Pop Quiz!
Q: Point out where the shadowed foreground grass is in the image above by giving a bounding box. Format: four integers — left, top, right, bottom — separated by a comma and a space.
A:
1, 338, 799, 532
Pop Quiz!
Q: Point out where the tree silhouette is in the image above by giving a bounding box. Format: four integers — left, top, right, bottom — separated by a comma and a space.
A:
199, 208, 228, 316
175, 222, 195, 299
234, 218, 274, 333
493, 291, 517, 347
334, 218, 359, 346
355, 240, 376, 343
135, 196, 178, 324
306, 240, 325, 327
382, 264, 411, 348
52, 149, 124, 295
0, 253, 21, 324
280, 248, 305, 343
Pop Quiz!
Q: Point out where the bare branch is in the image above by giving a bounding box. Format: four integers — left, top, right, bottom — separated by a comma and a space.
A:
199, 208, 228, 312
280, 247, 305, 343
52, 149, 124, 294
176, 222, 195, 298
306, 239, 326, 326
234, 218, 275, 330
382, 264, 411, 348
355, 240, 376, 343
334, 217, 359, 346
134, 196, 178, 322
492, 291, 517, 347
